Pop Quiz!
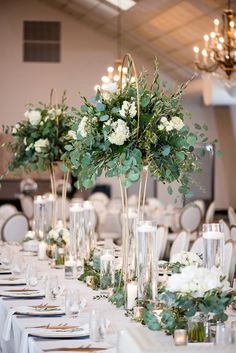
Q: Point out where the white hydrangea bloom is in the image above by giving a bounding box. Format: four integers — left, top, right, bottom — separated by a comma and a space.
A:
120, 101, 137, 118
166, 266, 230, 297
78, 116, 89, 137
48, 229, 59, 241
107, 119, 130, 146
170, 251, 203, 267
25, 110, 41, 126
171, 116, 184, 131
34, 138, 49, 153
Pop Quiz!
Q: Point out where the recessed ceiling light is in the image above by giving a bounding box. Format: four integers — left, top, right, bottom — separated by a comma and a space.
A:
105, 0, 136, 11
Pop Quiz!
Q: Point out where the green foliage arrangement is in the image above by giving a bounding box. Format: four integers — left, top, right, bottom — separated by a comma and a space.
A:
62, 57, 211, 196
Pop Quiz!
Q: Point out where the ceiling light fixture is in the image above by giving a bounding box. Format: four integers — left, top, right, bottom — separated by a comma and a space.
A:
193, 0, 236, 79
105, 0, 136, 11
94, 1, 135, 92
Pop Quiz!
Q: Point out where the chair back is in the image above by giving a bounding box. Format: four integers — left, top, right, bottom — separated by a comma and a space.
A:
205, 201, 215, 223
170, 231, 189, 260
1, 213, 29, 243
0, 204, 17, 221
190, 237, 204, 255
230, 225, 236, 241
228, 206, 236, 227
219, 219, 231, 242
224, 240, 234, 281
193, 200, 205, 217
179, 203, 202, 233
157, 226, 168, 260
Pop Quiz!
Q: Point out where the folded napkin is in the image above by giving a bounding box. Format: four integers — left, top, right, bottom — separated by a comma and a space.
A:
2, 306, 28, 341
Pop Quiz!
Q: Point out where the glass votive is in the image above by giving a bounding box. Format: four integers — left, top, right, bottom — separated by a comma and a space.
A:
65, 288, 81, 318
133, 306, 144, 321
64, 253, 77, 279
174, 329, 188, 346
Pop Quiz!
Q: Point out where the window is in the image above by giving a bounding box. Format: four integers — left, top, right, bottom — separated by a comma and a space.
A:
23, 21, 61, 63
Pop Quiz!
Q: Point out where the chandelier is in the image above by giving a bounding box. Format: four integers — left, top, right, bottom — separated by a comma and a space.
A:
94, 4, 135, 92
193, 0, 236, 79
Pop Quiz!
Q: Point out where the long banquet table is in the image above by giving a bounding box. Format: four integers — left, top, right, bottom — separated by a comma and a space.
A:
0, 247, 236, 353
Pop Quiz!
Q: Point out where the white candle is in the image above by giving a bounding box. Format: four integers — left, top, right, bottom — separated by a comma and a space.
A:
126, 282, 138, 310
203, 231, 224, 240
38, 241, 47, 260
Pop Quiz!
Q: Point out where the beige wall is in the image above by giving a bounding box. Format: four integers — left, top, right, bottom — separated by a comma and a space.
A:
0, 0, 235, 209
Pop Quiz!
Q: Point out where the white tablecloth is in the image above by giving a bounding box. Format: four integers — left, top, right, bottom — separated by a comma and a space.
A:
0, 249, 235, 353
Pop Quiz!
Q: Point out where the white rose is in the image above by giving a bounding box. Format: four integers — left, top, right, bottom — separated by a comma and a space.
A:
27, 110, 41, 126
48, 229, 59, 240
68, 130, 77, 140
34, 138, 49, 153
160, 117, 168, 124
120, 101, 136, 118
171, 116, 184, 131
166, 124, 173, 132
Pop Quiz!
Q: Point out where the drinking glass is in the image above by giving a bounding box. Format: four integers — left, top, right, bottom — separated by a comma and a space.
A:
1, 245, 12, 267
11, 255, 25, 278
25, 263, 38, 287
203, 223, 224, 270
45, 275, 63, 300
65, 288, 81, 318
89, 309, 108, 342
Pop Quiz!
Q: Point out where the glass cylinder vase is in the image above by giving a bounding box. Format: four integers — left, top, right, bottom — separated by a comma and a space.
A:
100, 248, 115, 292
34, 195, 46, 241
69, 203, 86, 260
203, 223, 224, 270
121, 209, 138, 283
136, 220, 158, 302
45, 193, 57, 231
188, 312, 209, 343
83, 201, 97, 257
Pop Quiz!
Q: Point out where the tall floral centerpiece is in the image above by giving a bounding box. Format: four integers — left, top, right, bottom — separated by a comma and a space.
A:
61, 54, 208, 284
3, 91, 73, 226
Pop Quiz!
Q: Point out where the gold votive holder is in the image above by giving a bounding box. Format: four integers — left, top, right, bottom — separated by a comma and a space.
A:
174, 329, 188, 346
86, 275, 97, 288
133, 306, 144, 321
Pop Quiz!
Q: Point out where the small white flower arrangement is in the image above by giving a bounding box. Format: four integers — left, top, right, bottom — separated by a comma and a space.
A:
170, 251, 203, 267
47, 227, 70, 247
166, 265, 230, 297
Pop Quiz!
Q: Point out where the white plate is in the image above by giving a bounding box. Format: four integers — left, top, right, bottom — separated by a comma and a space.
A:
0, 278, 26, 286
29, 324, 89, 338
0, 289, 45, 298
0, 268, 12, 275
16, 306, 65, 316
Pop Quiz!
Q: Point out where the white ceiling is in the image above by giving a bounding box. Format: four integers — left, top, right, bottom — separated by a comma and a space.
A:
40, 0, 228, 82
